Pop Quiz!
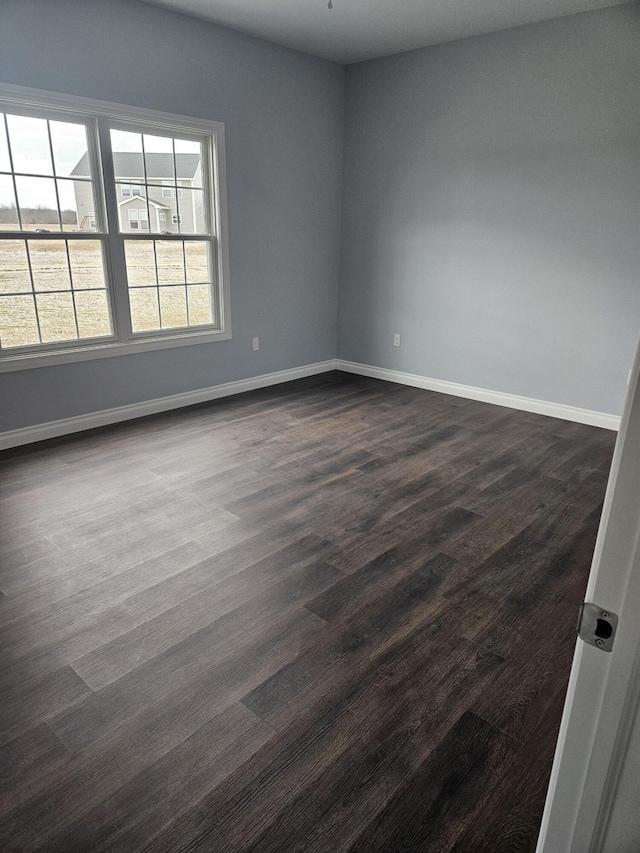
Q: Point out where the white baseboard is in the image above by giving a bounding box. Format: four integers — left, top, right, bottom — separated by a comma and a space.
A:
0, 360, 337, 450
2, 357, 620, 450
336, 360, 620, 431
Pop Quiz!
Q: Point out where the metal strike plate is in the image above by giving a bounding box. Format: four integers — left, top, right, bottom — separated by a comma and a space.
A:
577, 603, 618, 652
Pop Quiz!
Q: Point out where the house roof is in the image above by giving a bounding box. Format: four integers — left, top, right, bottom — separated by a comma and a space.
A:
71, 152, 200, 180
117, 196, 170, 209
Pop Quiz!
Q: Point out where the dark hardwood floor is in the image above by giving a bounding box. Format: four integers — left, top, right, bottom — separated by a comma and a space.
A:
0, 372, 616, 852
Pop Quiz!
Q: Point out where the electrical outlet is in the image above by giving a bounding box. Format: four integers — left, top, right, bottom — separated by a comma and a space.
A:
253, 337, 259, 351
393, 333, 401, 347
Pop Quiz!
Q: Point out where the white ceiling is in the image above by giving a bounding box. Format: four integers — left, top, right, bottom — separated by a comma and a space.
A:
141, 0, 630, 63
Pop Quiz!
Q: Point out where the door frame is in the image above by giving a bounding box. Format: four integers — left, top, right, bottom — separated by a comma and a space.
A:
536, 336, 640, 852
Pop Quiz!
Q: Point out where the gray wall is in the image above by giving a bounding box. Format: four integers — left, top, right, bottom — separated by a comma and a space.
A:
338, 4, 640, 415
0, 0, 344, 431
2, 2, 639, 431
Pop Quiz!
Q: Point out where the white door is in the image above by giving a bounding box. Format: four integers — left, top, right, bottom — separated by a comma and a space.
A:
537, 334, 640, 853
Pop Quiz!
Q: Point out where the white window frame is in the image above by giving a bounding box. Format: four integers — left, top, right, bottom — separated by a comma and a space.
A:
127, 208, 148, 230
121, 183, 142, 197
0, 83, 231, 373
171, 214, 182, 225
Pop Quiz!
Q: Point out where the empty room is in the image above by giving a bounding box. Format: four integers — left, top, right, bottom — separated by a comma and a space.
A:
1, 0, 639, 851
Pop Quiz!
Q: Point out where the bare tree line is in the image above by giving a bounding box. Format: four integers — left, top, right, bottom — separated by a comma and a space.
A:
0, 204, 77, 225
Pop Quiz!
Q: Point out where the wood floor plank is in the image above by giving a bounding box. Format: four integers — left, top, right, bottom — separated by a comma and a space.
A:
0, 702, 265, 852
241, 554, 493, 735
0, 372, 615, 852
0, 664, 92, 746
347, 711, 518, 853
439, 499, 600, 616
34, 703, 273, 853
238, 641, 506, 853
48, 606, 327, 753
0, 540, 211, 624
243, 564, 456, 726
0, 724, 70, 818
322, 487, 477, 573
71, 549, 339, 690
138, 702, 364, 853
306, 527, 473, 625
461, 505, 602, 662
448, 647, 574, 852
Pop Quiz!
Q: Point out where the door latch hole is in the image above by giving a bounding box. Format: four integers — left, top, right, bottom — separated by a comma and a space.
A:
595, 619, 613, 640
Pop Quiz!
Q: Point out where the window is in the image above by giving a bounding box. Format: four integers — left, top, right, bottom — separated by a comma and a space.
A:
121, 183, 142, 197
0, 84, 231, 370
161, 180, 183, 199
127, 209, 148, 230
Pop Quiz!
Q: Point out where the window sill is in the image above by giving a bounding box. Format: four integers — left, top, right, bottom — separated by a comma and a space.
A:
0, 327, 232, 373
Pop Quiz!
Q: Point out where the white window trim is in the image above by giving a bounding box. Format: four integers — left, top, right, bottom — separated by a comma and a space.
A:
127, 208, 149, 230
0, 82, 232, 373
120, 183, 143, 197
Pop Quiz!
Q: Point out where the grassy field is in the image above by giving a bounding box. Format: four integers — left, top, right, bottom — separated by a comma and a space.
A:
0, 234, 211, 348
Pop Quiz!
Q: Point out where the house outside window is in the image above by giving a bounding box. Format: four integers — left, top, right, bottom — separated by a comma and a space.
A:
0, 84, 231, 369
121, 183, 142, 197
127, 208, 149, 230
162, 180, 183, 199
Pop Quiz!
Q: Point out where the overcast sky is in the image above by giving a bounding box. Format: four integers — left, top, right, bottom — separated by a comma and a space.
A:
0, 114, 199, 211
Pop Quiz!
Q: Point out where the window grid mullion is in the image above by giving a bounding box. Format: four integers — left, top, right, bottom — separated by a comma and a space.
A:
182, 240, 190, 326
23, 240, 43, 345
3, 113, 24, 231
0, 231, 107, 240
97, 116, 133, 342
0, 170, 93, 184
62, 239, 81, 340
45, 120, 64, 233
211, 233, 220, 325
172, 139, 181, 235
118, 231, 209, 241
1, 288, 106, 297
204, 136, 215, 238
140, 133, 152, 235
151, 239, 163, 329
